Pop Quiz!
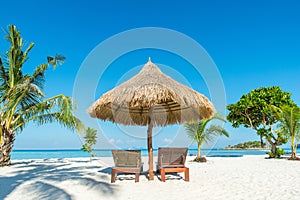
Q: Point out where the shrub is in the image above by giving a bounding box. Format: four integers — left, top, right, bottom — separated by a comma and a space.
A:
267, 148, 285, 158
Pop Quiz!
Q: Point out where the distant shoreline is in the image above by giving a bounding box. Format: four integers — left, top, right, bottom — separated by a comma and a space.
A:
11, 148, 269, 160
223, 147, 270, 151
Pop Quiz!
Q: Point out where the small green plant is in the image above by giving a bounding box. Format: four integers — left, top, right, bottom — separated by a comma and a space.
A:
267, 147, 285, 158
81, 127, 97, 161
184, 113, 229, 162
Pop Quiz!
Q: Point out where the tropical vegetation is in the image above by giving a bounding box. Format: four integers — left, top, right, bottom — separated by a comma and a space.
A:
227, 86, 295, 158
184, 114, 229, 162
225, 141, 266, 149
0, 25, 84, 167
81, 127, 97, 161
272, 105, 300, 160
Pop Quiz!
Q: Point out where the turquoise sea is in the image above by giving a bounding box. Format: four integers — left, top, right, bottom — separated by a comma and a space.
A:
10, 148, 275, 160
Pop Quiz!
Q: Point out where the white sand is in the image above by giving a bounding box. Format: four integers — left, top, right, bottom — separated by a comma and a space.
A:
1, 155, 300, 200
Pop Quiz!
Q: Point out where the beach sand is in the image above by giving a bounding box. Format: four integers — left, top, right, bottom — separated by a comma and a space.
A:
1, 155, 300, 200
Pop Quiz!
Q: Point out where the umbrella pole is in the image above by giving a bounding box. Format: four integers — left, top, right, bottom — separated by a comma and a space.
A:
147, 108, 154, 180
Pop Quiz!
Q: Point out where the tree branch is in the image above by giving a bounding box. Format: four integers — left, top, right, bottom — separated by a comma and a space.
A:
245, 108, 257, 131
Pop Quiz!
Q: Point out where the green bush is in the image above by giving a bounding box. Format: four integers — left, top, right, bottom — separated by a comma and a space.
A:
268, 148, 285, 158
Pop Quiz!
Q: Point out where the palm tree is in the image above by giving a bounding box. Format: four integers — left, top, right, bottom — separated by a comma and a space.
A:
0, 25, 84, 166
81, 127, 97, 161
272, 105, 300, 160
184, 114, 229, 162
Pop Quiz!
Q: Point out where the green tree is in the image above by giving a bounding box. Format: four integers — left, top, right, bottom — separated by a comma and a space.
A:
227, 86, 295, 158
226, 141, 266, 149
272, 105, 300, 160
81, 127, 97, 161
0, 25, 84, 166
184, 114, 229, 162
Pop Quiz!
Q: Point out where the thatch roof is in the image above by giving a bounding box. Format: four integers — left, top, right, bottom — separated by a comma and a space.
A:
87, 59, 215, 126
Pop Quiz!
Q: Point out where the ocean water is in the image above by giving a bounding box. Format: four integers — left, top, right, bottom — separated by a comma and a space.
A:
10, 148, 272, 160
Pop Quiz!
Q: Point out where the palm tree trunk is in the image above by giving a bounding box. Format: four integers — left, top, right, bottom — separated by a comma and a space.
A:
291, 135, 296, 159
197, 143, 201, 158
0, 127, 15, 167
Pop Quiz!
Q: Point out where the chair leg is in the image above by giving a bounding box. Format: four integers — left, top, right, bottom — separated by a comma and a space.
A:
135, 172, 140, 182
161, 169, 166, 182
156, 168, 160, 174
185, 168, 189, 182
111, 169, 116, 183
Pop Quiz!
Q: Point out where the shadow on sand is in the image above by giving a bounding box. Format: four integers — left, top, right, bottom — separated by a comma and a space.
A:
0, 159, 118, 200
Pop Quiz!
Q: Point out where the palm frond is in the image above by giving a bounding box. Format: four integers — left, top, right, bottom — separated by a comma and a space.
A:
203, 125, 230, 143
32, 113, 83, 132
3, 76, 43, 115
183, 122, 199, 141
47, 54, 66, 69
272, 105, 300, 137
6, 25, 25, 88
198, 114, 226, 136
31, 63, 48, 91
183, 113, 229, 147
0, 126, 3, 145
0, 57, 9, 100
37, 95, 83, 132
20, 42, 34, 66
0, 57, 8, 87
10, 93, 84, 134
55, 54, 66, 65
84, 127, 97, 145
210, 113, 227, 123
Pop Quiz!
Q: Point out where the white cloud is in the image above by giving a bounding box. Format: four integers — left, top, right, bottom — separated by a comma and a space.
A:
108, 138, 122, 145
163, 138, 173, 144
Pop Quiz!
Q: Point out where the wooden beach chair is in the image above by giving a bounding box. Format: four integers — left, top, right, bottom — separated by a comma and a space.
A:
111, 150, 143, 183
156, 147, 189, 182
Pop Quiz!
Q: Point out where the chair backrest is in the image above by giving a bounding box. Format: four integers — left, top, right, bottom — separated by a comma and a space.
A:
112, 150, 142, 168
157, 148, 188, 168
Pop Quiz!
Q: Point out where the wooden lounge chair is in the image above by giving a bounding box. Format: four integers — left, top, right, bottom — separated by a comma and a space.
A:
111, 150, 143, 183
156, 147, 189, 182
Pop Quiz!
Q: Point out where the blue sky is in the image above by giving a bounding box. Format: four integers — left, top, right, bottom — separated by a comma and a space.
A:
1, 0, 300, 149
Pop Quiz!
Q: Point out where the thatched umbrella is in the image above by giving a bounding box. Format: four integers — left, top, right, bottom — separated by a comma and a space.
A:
87, 58, 215, 180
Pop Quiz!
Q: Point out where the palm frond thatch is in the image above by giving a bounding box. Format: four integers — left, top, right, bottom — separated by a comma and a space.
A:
87, 59, 215, 126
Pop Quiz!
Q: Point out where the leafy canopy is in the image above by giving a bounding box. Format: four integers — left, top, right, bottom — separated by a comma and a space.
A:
227, 86, 296, 157
227, 86, 295, 130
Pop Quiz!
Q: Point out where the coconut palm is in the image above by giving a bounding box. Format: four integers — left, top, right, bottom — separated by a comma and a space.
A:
0, 25, 84, 166
272, 105, 300, 160
81, 127, 97, 161
184, 114, 229, 162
